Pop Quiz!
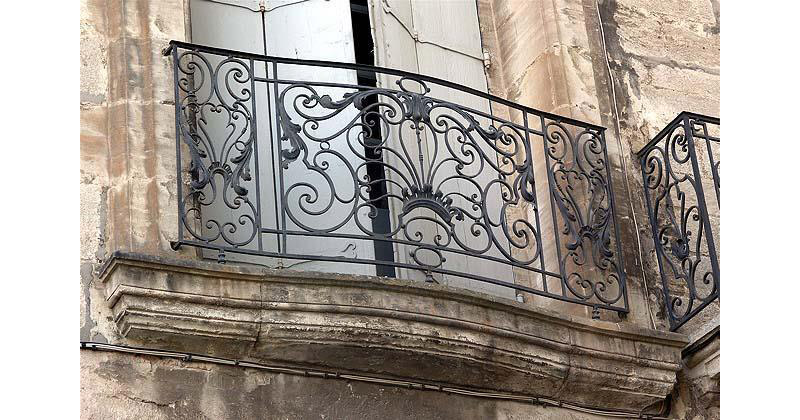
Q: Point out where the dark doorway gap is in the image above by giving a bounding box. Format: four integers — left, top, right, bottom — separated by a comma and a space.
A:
350, 0, 396, 277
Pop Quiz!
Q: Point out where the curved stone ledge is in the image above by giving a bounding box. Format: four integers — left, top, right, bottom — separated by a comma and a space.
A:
99, 252, 688, 412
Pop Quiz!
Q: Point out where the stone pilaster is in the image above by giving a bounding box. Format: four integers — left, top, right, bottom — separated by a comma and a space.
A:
104, 0, 188, 256
81, 0, 192, 342
476, 0, 655, 327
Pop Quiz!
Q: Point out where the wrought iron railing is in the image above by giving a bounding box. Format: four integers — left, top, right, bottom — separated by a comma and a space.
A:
165, 40, 629, 315
638, 112, 719, 331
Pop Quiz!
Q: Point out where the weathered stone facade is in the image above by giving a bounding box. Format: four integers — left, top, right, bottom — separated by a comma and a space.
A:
80, 0, 720, 418
82, 348, 624, 420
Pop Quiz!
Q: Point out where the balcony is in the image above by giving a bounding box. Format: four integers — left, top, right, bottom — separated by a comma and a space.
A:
638, 112, 720, 331
87, 41, 691, 414
164, 41, 630, 316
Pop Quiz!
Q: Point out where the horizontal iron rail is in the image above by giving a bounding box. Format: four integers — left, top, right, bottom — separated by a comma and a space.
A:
164, 40, 606, 131
258, 228, 565, 278
636, 111, 720, 158
250, 77, 540, 135
174, 239, 626, 313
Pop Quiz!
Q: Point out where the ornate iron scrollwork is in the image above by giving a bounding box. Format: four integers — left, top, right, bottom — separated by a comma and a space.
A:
276, 77, 541, 268
166, 41, 629, 315
544, 121, 622, 306
174, 50, 259, 249
639, 112, 720, 331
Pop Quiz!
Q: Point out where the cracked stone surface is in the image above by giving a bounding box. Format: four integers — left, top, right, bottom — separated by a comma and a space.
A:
82, 350, 621, 420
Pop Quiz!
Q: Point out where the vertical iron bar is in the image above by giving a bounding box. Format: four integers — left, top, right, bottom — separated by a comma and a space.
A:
260, 7, 283, 255
523, 111, 547, 293
261, 9, 268, 56
640, 132, 675, 328
682, 114, 720, 293
488, 100, 517, 289
540, 115, 566, 297
273, 60, 288, 255
249, 58, 264, 252
172, 47, 184, 244
701, 121, 721, 206
599, 128, 629, 311
264, 61, 282, 254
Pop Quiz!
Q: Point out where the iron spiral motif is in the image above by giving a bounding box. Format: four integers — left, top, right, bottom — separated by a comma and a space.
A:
167, 41, 628, 313
277, 77, 541, 269
174, 50, 259, 249
544, 122, 622, 306
639, 113, 720, 331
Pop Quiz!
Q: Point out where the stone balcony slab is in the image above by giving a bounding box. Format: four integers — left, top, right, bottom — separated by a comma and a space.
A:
99, 251, 688, 412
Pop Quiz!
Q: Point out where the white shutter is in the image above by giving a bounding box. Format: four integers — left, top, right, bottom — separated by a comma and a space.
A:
190, 0, 377, 274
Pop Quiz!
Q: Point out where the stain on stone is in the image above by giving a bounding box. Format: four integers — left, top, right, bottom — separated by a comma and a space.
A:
596, 0, 641, 122
97, 185, 109, 262
95, 356, 149, 384
630, 53, 720, 76
705, 0, 721, 35
121, 394, 177, 408
81, 262, 99, 342
81, 92, 106, 105
154, 16, 167, 33
350, 292, 370, 306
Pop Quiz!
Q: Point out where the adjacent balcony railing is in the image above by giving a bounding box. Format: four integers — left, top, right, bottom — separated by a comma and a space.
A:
638, 112, 720, 331
164, 41, 629, 315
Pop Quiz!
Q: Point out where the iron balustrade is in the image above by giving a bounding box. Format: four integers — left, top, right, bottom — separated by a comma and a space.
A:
165, 40, 629, 315
638, 112, 720, 331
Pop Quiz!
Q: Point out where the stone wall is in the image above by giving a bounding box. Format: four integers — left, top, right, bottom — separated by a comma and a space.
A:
81, 0, 193, 344
80, 0, 112, 342
474, 0, 720, 418
81, 350, 623, 420
597, 0, 720, 332
475, 0, 720, 332
476, 0, 657, 327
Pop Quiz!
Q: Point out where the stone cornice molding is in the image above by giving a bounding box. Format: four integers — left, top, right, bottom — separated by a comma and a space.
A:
100, 251, 688, 412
